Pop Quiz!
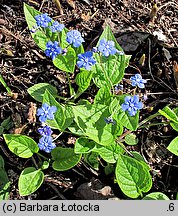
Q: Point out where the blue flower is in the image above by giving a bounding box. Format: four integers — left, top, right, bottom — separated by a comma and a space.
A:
66, 30, 85, 47
121, 95, 143, 116
45, 41, 62, 60
77, 51, 96, 70
50, 21, 64, 32
104, 117, 116, 125
98, 39, 117, 57
38, 125, 53, 136
34, 13, 52, 28
38, 136, 56, 153
37, 103, 57, 123
130, 74, 147, 89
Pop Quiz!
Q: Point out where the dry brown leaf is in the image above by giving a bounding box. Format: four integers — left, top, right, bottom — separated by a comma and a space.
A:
27, 102, 37, 124
66, 0, 76, 9
14, 124, 27, 134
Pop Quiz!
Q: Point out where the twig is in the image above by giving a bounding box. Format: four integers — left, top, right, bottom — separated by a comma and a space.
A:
46, 182, 67, 200
53, 0, 63, 15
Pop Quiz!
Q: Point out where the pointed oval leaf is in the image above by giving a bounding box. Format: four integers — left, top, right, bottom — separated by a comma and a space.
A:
115, 154, 152, 198
51, 147, 81, 171
3, 134, 39, 158
94, 86, 111, 105
125, 133, 138, 145
74, 137, 96, 154
27, 83, 58, 102
18, 167, 44, 196
167, 136, 178, 156
142, 192, 170, 200
75, 69, 93, 93
72, 104, 117, 146
93, 142, 124, 163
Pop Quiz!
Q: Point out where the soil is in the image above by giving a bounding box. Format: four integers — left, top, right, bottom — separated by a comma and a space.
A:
0, 0, 178, 200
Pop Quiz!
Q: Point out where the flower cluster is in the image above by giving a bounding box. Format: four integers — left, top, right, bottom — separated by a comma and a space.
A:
36, 103, 57, 153
121, 95, 143, 116
77, 51, 96, 70
45, 41, 62, 60
130, 74, 147, 89
50, 21, 64, 32
66, 30, 85, 48
120, 74, 147, 116
35, 13, 52, 28
98, 39, 117, 57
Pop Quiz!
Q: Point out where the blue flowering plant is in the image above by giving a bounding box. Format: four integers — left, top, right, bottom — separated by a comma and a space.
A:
2, 3, 161, 199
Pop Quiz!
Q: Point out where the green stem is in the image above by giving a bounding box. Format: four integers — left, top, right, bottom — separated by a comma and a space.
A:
139, 121, 168, 129
37, 152, 48, 160
138, 112, 160, 128
0, 74, 12, 96
66, 72, 74, 97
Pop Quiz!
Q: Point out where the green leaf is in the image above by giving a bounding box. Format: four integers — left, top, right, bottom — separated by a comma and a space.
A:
92, 54, 130, 88
0, 156, 10, 200
109, 97, 139, 131
0, 155, 4, 169
1, 116, 12, 131
23, 3, 76, 73
68, 123, 85, 136
83, 152, 99, 171
3, 134, 39, 158
170, 122, 178, 132
92, 25, 131, 88
115, 154, 152, 198
0, 169, 10, 200
74, 137, 96, 154
131, 151, 150, 170
167, 136, 178, 156
51, 147, 82, 171
27, 83, 58, 102
93, 142, 124, 163
72, 104, 118, 146
94, 86, 112, 105
61, 105, 74, 131
41, 161, 49, 170
18, 167, 44, 196
142, 192, 170, 200
104, 164, 115, 175
158, 106, 178, 124
75, 70, 93, 93
96, 25, 123, 51
43, 90, 65, 130
125, 133, 138, 145
53, 47, 76, 73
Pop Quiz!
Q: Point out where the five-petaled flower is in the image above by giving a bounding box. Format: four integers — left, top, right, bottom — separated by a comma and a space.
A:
77, 51, 96, 70
50, 21, 64, 32
38, 136, 56, 153
98, 39, 117, 57
121, 95, 143, 116
130, 74, 147, 89
45, 41, 62, 60
37, 103, 57, 123
38, 125, 53, 136
34, 13, 52, 28
66, 30, 85, 47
